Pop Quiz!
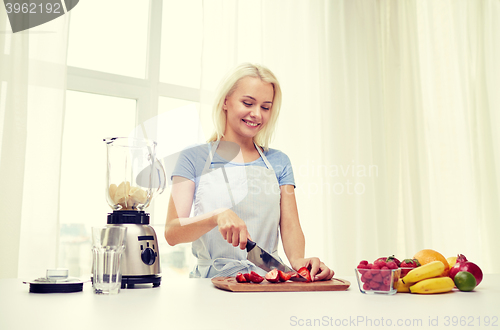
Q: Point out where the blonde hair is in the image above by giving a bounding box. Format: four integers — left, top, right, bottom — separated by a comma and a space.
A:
208, 63, 282, 151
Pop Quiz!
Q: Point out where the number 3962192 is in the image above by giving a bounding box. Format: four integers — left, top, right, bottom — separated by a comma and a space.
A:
5, 2, 62, 14
444, 316, 498, 327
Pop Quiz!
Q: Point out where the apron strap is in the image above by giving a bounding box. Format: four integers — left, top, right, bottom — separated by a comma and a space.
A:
202, 140, 220, 173
254, 142, 273, 170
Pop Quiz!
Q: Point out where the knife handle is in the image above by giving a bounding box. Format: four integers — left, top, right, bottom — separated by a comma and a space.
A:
246, 239, 256, 252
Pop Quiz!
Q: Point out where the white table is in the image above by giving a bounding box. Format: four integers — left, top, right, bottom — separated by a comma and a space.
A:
1, 275, 499, 330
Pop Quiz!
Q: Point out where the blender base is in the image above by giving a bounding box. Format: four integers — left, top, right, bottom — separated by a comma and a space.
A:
121, 275, 161, 289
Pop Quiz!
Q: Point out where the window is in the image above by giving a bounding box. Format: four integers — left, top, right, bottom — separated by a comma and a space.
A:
59, 91, 136, 275
62, 0, 204, 278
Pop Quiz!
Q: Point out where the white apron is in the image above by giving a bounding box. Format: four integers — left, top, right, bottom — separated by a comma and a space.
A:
190, 140, 282, 278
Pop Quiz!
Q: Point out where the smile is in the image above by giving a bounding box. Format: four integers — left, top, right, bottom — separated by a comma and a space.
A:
242, 119, 260, 127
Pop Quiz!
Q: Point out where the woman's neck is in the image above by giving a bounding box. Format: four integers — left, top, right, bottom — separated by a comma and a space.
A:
220, 135, 260, 163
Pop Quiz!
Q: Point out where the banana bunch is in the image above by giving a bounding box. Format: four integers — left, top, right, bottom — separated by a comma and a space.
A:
399, 261, 454, 294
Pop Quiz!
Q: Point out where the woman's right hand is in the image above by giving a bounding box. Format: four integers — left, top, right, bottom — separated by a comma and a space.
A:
214, 208, 251, 250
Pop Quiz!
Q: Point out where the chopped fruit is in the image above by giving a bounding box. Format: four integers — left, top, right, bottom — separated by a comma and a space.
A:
235, 273, 247, 283
298, 266, 312, 282
249, 271, 264, 283
265, 269, 280, 283
243, 273, 252, 282
278, 270, 292, 282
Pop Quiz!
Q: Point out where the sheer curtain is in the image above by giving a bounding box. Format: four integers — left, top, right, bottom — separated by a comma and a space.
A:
199, 0, 500, 275
0, 13, 69, 278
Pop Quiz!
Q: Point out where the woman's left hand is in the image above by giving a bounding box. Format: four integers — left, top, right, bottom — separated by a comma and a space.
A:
291, 258, 335, 282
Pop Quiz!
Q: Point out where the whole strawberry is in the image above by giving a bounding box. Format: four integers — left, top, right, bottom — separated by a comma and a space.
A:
400, 258, 421, 276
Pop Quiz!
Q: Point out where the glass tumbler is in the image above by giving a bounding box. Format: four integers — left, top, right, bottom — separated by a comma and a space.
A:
92, 226, 127, 294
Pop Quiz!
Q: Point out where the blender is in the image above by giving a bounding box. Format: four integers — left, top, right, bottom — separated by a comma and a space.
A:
103, 137, 166, 288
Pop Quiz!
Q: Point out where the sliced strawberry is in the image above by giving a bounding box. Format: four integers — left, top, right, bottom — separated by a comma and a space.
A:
265, 269, 280, 283
298, 266, 312, 282
235, 272, 247, 283
249, 271, 264, 283
278, 270, 292, 282
243, 273, 252, 282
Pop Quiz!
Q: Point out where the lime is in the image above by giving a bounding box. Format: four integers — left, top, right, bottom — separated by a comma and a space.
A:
454, 271, 477, 292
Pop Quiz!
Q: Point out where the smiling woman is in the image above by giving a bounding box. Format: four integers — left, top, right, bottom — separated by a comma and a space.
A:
165, 63, 335, 281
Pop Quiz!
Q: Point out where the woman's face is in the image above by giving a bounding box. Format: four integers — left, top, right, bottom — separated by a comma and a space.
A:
223, 77, 274, 141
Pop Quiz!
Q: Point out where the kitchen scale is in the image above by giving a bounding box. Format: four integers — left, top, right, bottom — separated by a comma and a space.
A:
103, 137, 166, 288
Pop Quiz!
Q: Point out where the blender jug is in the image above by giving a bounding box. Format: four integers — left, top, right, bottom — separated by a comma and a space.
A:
104, 137, 165, 210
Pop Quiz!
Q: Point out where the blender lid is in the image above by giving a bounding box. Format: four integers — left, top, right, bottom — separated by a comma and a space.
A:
24, 270, 84, 293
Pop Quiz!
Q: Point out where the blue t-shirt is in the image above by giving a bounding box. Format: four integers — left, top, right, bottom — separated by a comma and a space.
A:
171, 143, 295, 196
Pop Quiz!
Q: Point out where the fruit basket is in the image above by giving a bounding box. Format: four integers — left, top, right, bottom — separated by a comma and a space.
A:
354, 267, 401, 295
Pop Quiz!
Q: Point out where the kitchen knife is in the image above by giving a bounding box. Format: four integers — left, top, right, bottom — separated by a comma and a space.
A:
246, 239, 307, 281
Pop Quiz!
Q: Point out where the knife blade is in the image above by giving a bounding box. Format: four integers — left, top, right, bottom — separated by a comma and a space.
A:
246, 239, 307, 281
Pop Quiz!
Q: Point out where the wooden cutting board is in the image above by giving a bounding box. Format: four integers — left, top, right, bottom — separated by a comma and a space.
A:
212, 277, 350, 292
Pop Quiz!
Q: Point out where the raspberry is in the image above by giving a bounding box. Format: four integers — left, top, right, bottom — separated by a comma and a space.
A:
374, 260, 387, 268
372, 273, 383, 283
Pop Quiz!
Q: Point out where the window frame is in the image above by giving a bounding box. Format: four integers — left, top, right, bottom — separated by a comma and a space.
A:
66, 0, 201, 127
